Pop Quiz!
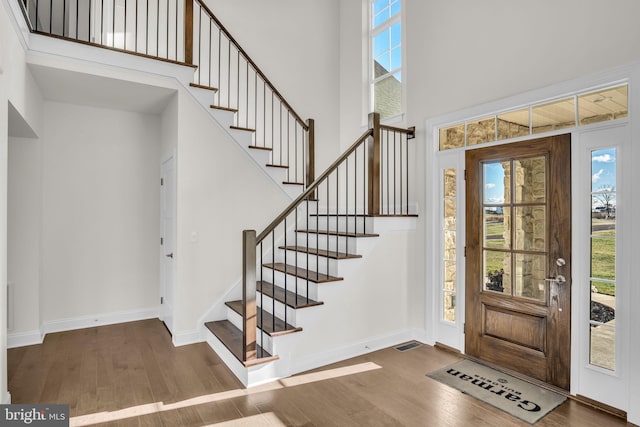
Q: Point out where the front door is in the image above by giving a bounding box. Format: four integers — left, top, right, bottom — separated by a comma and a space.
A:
465, 134, 571, 389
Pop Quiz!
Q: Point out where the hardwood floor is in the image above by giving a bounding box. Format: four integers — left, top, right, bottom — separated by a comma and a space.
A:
7, 319, 633, 426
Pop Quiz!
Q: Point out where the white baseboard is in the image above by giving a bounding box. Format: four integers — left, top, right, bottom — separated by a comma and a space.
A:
7, 330, 44, 349
289, 328, 415, 378
8, 307, 160, 348
172, 329, 203, 347
43, 307, 159, 335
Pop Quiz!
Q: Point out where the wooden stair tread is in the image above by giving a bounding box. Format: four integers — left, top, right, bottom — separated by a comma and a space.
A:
263, 263, 343, 283
266, 164, 289, 169
279, 245, 361, 260
230, 125, 256, 132
226, 301, 302, 336
283, 181, 304, 186
204, 320, 278, 367
248, 145, 272, 151
296, 229, 379, 238
257, 280, 323, 309
210, 105, 238, 113
190, 83, 219, 92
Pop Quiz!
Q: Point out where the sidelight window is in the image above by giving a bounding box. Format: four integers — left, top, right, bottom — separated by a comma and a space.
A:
589, 148, 617, 371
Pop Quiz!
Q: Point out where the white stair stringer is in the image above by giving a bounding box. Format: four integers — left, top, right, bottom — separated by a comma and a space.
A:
184, 83, 303, 200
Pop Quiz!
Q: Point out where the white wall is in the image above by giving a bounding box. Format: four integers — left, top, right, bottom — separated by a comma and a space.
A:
202, 0, 341, 172
172, 90, 290, 335
38, 101, 160, 323
7, 136, 41, 335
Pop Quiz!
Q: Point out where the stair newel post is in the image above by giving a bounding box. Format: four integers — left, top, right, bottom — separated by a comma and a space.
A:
367, 112, 381, 215
242, 230, 257, 361
184, 0, 193, 64
306, 118, 315, 189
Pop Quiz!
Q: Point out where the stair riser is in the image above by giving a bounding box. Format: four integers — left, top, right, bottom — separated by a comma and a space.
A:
255, 293, 299, 325
306, 216, 373, 234
208, 107, 237, 129
224, 306, 276, 354
188, 87, 218, 112
259, 267, 321, 299
294, 232, 361, 254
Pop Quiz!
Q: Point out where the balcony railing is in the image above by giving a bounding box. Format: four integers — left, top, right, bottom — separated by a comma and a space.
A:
20, 0, 313, 186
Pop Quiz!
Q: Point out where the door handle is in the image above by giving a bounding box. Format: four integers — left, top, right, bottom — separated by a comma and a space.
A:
545, 274, 566, 284
165, 253, 174, 258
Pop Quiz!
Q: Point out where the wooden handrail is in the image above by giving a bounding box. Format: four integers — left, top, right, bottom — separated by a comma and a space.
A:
191, 0, 309, 130
256, 128, 374, 243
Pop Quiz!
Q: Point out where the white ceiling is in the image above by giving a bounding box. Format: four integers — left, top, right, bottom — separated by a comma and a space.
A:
28, 64, 177, 115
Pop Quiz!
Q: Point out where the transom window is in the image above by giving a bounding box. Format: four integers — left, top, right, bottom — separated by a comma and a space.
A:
370, 0, 402, 120
438, 84, 628, 151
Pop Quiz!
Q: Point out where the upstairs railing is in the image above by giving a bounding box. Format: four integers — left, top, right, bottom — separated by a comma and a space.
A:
241, 113, 415, 362
20, 0, 313, 186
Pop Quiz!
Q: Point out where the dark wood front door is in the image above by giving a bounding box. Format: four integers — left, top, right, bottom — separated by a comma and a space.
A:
465, 134, 571, 390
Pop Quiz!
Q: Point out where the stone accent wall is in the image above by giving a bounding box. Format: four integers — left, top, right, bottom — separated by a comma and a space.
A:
501, 157, 546, 301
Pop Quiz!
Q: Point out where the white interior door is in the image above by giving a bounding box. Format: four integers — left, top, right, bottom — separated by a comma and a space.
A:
160, 155, 176, 334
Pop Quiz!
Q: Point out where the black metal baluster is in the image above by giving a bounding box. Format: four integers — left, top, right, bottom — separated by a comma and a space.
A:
135, 0, 138, 52
217, 29, 221, 102
155, 0, 158, 53
305, 198, 309, 304
260, 241, 263, 355
346, 159, 349, 255
271, 230, 275, 333
208, 19, 212, 87
325, 180, 329, 277
353, 148, 357, 246
86, 0, 89, 41
197, 8, 201, 82
335, 167, 339, 272
295, 207, 298, 306
227, 39, 230, 107
283, 218, 287, 330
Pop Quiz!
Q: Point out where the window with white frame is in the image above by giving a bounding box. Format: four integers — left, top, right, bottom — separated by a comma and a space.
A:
370, 0, 402, 120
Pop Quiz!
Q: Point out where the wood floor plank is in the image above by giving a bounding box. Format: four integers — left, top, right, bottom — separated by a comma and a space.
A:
8, 319, 631, 427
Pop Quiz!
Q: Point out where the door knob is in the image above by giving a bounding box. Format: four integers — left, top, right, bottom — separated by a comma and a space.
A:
165, 253, 174, 258
545, 274, 566, 284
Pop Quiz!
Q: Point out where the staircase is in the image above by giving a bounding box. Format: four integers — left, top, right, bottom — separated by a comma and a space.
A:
202, 115, 416, 384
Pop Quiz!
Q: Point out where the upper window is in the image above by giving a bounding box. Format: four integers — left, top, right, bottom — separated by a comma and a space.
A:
370, 0, 402, 121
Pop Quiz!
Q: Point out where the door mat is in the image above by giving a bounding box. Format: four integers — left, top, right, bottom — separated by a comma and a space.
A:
427, 360, 566, 424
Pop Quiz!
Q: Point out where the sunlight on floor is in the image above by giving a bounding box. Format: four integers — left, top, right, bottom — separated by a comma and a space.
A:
69, 362, 381, 426
205, 412, 286, 426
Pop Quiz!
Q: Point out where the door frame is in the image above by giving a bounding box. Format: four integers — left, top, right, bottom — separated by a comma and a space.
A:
424, 64, 640, 421
160, 152, 177, 334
